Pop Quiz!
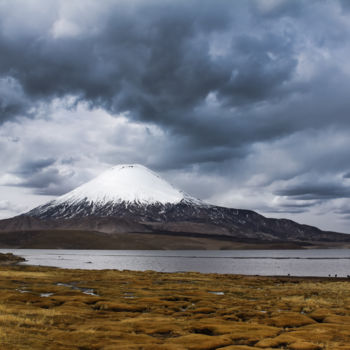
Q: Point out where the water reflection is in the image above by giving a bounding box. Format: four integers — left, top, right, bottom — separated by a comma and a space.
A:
2, 249, 350, 277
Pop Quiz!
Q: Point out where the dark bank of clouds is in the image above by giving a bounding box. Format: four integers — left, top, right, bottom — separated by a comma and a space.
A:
276, 182, 350, 200
14, 158, 56, 176
14, 163, 73, 196
0, 0, 299, 129
1, 0, 350, 230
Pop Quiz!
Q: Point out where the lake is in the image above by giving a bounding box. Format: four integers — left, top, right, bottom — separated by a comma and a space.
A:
2, 249, 350, 277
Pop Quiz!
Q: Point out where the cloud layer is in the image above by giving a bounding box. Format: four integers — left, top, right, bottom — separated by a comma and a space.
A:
1, 0, 350, 232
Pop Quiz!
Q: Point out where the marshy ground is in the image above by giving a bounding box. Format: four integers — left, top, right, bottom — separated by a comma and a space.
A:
0, 265, 350, 349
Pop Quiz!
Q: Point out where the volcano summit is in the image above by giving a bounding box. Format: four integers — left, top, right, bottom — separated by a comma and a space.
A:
0, 164, 349, 249
28, 164, 202, 220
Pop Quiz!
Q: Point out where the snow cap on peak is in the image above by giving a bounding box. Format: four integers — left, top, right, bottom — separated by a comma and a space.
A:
53, 163, 201, 206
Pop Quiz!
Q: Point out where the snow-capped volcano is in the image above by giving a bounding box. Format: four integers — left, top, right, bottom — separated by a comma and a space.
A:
28, 164, 203, 219
6, 164, 350, 248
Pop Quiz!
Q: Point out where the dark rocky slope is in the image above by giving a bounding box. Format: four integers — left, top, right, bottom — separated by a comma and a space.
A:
0, 202, 349, 249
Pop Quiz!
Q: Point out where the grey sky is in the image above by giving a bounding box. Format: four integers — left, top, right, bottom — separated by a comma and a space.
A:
1, 0, 350, 233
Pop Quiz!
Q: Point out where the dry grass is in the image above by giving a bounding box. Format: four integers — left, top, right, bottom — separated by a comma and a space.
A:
0, 266, 349, 349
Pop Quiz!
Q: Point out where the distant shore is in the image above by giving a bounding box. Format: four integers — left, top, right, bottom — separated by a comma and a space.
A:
1, 229, 350, 250
0, 264, 349, 349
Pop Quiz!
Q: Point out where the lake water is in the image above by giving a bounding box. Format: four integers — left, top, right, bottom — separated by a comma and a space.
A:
2, 249, 350, 277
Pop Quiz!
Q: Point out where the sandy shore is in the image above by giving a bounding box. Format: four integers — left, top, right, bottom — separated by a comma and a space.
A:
0, 264, 350, 349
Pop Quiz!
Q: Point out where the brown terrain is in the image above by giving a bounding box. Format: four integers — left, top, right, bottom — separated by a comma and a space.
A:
0, 213, 350, 249
0, 229, 349, 250
1, 262, 350, 349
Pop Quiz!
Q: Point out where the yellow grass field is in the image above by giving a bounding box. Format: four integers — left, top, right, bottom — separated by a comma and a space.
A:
0, 265, 350, 349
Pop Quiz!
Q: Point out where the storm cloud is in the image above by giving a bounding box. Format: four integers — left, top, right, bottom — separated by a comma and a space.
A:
1, 0, 350, 232
0, 0, 300, 129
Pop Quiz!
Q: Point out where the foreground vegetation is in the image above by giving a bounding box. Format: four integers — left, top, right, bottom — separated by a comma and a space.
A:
0, 265, 350, 349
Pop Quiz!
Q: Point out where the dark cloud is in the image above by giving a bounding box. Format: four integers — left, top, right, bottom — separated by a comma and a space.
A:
0, 0, 347, 161
260, 208, 309, 214
60, 157, 80, 165
276, 183, 350, 200
279, 202, 318, 209
14, 158, 56, 176
339, 0, 350, 12
16, 167, 76, 196
1, 0, 350, 231
251, 0, 305, 18
0, 77, 31, 122
218, 33, 297, 106
0, 1, 229, 121
6, 157, 75, 195
0, 0, 298, 133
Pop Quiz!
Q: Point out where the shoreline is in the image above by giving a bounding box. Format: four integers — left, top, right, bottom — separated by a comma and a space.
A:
16, 260, 350, 280
17, 264, 350, 281
4, 249, 350, 277
1, 241, 350, 250
0, 252, 26, 266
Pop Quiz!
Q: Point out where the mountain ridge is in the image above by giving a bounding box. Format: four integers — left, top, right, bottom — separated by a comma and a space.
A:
0, 163, 349, 249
